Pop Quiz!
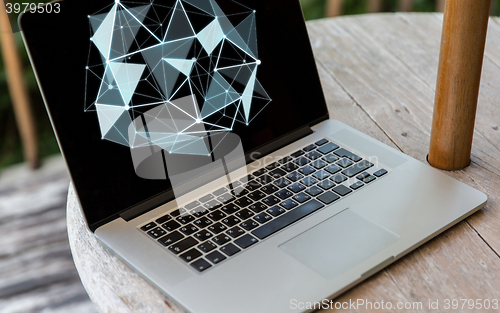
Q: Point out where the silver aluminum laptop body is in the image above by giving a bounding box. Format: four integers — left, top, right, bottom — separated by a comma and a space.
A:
96, 119, 486, 313
19, 0, 487, 311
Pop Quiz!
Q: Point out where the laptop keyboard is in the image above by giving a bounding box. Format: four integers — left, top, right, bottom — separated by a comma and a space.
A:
138, 138, 388, 273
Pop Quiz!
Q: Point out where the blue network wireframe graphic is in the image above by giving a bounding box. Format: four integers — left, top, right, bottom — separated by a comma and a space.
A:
84, 0, 271, 156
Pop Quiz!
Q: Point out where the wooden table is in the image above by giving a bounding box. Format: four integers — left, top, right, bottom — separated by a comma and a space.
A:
67, 13, 500, 312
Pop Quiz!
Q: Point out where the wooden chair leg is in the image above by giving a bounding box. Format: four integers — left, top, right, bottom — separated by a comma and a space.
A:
0, 7, 39, 169
428, 0, 491, 170
398, 0, 414, 12
325, 0, 343, 17
436, 0, 446, 12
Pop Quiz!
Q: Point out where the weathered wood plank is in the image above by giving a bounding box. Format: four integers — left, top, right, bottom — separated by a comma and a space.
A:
0, 160, 96, 312
307, 15, 500, 308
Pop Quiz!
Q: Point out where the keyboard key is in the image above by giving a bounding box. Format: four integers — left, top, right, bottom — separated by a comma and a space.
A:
291, 150, 305, 158
240, 220, 259, 231
155, 214, 171, 224
281, 162, 299, 172
185, 201, 200, 210
280, 199, 299, 210
162, 220, 181, 231
288, 182, 306, 193
221, 203, 240, 215
305, 150, 322, 160
265, 162, 281, 170
220, 243, 241, 256
263, 195, 280, 206
267, 206, 286, 217
239, 174, 255, 183
199, 194, 215, 203
306, 186, 324, 197
206, 251, 226, 264
332, 185, 352, 196
226, 226, 245, 238
363, 176, 376, 184
311, 159, 327, 169
323, 154, 339, 163
293, 192, 311, 203
252, 168, 267, 177
234, 197, 253, 208
176, 214, 195, 225
252, 200, 324, 239
317, 191, 340, 204
208, 210, 226, 221
314, 138, 329, 146
255, 174, 274, 185
194, 230, 213, 241
236, 208, 254, 220
141, 222, 157, 232
337, 158, 354, 168
333, 148, 362, 162
222, 216, 241, 227
193, 216, 212, 228
270, 168, 287, 179
373, 169, 388, 177
275, 189, 293, 200
234, 234, 259, 249
226, 181, 241, 189
325, 164, 342, 174
356, 172, 371, 180
190, 258, 212, 272
294, 157, 310, 166
179, 248, 202, 262
208, 222, 227, 234
168, 237, 198, 254
191, 207, 209, 218
303, 144, 316, 152
350, 181, 364, 190
313, 170, 330, 180
317, 180, 335, 190
341, 160, 374, 178
279, 156, 294, 164
204, 200, 222, 210
170, 209, 181, 217
248, 190, 267, 201
180, 224, 199, 236
330, 174, 348, 184
299, 166, 315, 176
212, 234, 231, 245
217, 193, 234, 204
261, 184, 279, 195
317, 142, 339, 154
273, 178, 292, 188
248, 202, 267, 213
197, 241, 216, 253
254, 212, 273, 224
213, 187, 227, 196
300, 176, 317, 187
158, 231, 184, 246
286, 171, 304, 182
245, 180, 262, 191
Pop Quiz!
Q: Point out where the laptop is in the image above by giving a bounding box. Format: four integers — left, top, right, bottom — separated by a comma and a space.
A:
20, 0, 487, 312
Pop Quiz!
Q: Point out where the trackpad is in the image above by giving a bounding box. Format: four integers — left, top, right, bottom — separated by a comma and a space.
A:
279, 209, 400, 280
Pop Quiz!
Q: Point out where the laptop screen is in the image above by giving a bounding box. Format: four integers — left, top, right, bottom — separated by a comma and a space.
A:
21, 0, 328, 229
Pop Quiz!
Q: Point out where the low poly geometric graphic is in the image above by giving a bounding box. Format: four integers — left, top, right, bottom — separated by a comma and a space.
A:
85, 0, 272, 156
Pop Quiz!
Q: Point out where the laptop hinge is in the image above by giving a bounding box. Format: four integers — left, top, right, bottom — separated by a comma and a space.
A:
244, 126, 313, 163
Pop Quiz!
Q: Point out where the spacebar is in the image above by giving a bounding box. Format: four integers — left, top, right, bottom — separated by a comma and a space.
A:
251, 199, 324, 239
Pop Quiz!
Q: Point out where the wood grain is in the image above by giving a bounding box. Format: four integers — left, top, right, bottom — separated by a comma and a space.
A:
429, 0, 491, 170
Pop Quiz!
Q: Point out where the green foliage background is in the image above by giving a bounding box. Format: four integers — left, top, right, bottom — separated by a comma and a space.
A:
1, 0, 499, 168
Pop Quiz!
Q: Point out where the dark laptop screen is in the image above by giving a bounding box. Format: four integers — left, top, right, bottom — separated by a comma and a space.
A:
20, 0, 328, 229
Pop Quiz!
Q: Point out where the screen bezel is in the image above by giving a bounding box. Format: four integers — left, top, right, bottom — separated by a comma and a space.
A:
19, 0, 329, 231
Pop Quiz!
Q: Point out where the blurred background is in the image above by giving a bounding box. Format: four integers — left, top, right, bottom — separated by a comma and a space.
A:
3, 0, 500, 170
0, 0, 499, 312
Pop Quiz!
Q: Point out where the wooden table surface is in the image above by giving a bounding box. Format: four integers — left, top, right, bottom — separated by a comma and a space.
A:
67, 13, 500, 312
